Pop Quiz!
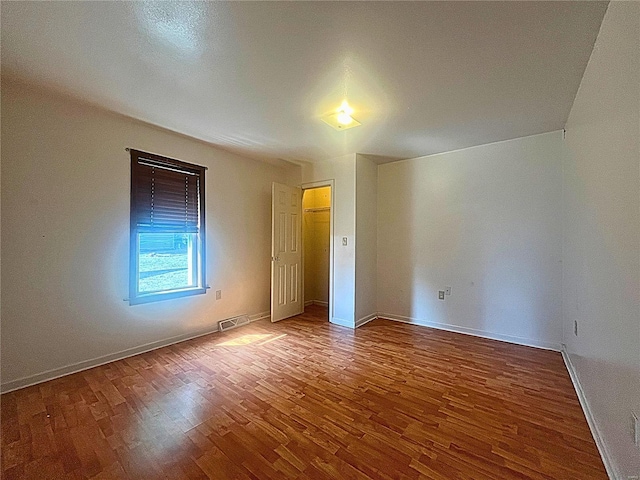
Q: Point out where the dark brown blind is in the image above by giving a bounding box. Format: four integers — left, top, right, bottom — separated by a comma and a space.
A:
130, 150, 203, 233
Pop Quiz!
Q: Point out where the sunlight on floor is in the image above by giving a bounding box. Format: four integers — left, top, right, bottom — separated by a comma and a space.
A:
216, 333, 287, 347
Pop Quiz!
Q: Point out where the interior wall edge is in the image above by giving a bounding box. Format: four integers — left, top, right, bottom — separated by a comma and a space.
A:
561, 348, 619, 480
329, 317, 355, 329
392, 129, 565, 166
355, 313, 377, 328
0, 74, 296, 171
0, 310, 270, 394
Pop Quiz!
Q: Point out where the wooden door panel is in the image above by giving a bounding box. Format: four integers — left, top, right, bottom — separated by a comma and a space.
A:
271, 182, 302, 322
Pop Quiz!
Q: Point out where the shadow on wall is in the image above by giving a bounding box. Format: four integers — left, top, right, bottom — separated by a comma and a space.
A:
303, 186, 331, 305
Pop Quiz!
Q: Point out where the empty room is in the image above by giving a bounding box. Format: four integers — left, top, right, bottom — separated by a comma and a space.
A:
1, 1, 638, 479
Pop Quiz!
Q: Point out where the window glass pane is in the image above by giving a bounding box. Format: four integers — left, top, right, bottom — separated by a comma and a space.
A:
138, 233, 198, 294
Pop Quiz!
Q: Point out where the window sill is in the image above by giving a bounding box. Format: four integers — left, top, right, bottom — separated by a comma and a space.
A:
129, 287, 207, 305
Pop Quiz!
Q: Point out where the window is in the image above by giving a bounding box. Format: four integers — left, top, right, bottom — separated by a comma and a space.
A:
129, 149, 206, 304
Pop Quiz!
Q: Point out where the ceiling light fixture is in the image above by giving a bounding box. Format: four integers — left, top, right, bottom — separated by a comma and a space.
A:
337, 110, 353, 125
321, 100, 361, 131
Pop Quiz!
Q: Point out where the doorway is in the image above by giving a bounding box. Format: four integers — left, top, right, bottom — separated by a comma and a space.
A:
302, 184, 332, 321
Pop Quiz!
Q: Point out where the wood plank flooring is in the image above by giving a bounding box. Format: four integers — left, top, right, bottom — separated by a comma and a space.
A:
1, 305, 607, 479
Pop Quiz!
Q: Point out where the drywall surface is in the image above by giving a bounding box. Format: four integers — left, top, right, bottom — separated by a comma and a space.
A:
355, 154, 378, 325
0, 101, 2, 371
562, 2, 640, 477
302, 187, 330, 305
377, 131, 563, 349
302, 155, 356, 327
0, 79, 299, 390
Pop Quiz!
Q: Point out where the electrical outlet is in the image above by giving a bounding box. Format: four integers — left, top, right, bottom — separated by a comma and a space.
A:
342, 237, 348, 246
216, 290, 222, 300
574, 320, 578, 336
445, 286, 451, 296
438, 291, 445, 300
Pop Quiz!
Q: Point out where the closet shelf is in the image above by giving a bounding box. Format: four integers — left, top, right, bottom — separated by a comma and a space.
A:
304, 207, 331, 213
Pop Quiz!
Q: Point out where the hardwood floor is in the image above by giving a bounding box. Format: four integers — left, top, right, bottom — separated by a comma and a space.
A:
1, 305, 607, 479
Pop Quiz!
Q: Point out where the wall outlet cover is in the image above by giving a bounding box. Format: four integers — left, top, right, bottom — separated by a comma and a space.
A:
216, 290, 222, 300
342, 237, 348, 246
445, 286, 451, 295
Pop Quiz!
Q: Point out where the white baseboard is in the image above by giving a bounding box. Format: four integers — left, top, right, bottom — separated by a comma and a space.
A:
377, 312, 561, 351
355, 313, 377, 328
330, 317, 355, 328
1, 310, 270, 394
561, 348, 618, 480
249, 311, 271, 322
304, 300, 328, 307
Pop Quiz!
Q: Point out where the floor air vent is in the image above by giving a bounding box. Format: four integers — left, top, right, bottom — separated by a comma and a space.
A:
219, 315, 251, 332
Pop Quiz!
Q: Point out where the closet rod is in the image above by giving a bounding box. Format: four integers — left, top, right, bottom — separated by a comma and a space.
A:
304, 207, 331, 213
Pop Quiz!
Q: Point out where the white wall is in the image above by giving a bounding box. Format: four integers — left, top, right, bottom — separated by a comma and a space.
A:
355, 154, 378, 326
302, 187, 330, 305
302, 155, 356, 327
562, 2, 640, 477
377, 131, 563, 349
0, 79, 300, 391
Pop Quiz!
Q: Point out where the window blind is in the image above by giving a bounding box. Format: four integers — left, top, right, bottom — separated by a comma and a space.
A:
130, 150, 203, 233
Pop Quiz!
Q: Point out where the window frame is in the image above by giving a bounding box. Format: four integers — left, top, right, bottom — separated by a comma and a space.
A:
128, 149, 207, 305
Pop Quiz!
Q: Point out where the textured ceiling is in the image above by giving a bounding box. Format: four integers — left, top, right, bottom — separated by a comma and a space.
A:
1, 1, 608, 164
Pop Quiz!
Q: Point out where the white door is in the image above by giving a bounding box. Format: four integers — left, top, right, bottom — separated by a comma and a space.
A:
271, 182, 303, 322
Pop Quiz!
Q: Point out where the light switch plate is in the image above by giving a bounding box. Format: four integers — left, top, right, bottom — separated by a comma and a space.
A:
438, 291, 445, 300
445, 286, 451, 295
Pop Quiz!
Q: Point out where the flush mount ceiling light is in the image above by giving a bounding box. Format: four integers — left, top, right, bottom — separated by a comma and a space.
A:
321, 100, 361, 131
